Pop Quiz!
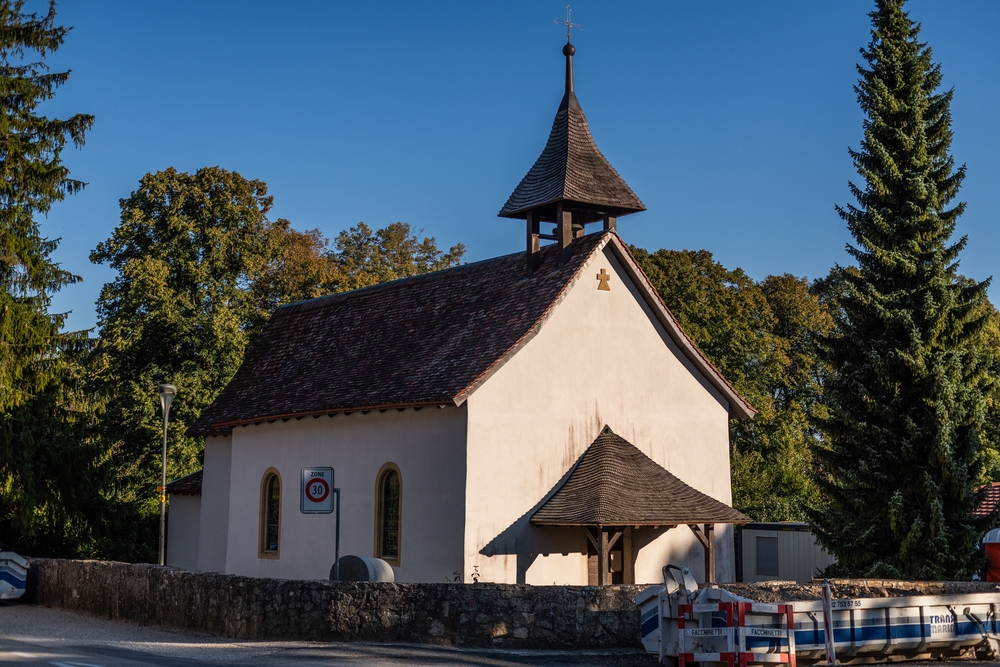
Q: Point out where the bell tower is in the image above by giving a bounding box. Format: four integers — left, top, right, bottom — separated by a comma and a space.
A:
498, 27, 645, 276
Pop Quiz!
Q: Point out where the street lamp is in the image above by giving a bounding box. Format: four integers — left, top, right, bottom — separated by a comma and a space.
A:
156, 383, 177, 566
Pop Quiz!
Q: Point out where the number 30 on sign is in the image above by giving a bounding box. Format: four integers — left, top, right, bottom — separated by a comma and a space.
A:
300, 467, 334, 514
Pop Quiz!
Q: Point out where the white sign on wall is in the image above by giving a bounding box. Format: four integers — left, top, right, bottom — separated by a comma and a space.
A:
300, 467, 334, 514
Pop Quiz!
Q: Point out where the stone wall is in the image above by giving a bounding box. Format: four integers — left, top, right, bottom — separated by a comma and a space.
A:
26, 559, 644, 647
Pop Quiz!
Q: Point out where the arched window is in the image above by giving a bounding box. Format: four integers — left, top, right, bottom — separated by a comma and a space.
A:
259, 468, 281, 558
374, 463, 401, 565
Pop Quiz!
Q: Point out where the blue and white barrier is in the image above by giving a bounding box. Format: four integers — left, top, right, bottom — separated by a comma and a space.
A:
0, 551, 27, 600
637, 566, 1000, 665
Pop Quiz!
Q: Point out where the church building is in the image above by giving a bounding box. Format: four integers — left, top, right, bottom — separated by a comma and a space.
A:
166, 39, 754, 585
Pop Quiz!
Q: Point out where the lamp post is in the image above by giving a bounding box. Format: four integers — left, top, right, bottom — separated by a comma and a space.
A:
156, 383, 177, 566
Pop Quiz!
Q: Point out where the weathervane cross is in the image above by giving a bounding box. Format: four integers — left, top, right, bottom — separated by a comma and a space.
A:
554, 5, 583, 43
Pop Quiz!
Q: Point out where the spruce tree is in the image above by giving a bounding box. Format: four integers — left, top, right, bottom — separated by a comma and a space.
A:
812, 0, 993, 578
0, 1, 98, 552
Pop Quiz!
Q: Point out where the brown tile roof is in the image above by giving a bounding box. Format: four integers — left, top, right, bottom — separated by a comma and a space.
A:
498, 89, 645, 220
975, 482, 1000, 518
166, 469, 203, 496
531, 426, 749, 526
187, 232, 754, 438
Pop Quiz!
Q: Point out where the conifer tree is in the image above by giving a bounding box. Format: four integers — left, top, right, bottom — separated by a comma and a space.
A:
0, 0, 99, 552
812, 0, 993, 578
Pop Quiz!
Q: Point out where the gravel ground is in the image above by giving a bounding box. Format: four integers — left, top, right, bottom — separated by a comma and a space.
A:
0, 603, 658, 666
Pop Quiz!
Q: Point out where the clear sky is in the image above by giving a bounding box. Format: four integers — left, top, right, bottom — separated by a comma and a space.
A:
37, 1, 1000, 332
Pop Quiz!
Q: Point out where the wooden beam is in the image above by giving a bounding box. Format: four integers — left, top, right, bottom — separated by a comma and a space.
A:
526, 210, 540, 277
557, 204, 573, 267
603, 215, 617, 232
688, 523, 710, 549
607, 530, 623, 550
623, 527, 634, 585
585, 526, 599, 551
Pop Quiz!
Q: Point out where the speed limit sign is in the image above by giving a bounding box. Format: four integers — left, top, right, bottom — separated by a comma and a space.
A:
300, 467, 334, 514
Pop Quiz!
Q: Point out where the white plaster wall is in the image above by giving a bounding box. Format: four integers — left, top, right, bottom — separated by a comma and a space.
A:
197, 436, 232, 573
166, 495, 201, 570
465, 242, 737, 584
224, 406, 467, 583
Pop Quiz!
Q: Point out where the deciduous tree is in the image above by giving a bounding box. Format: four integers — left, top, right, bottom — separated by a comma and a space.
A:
90, 166, 278, 560
632, 248, 831, 521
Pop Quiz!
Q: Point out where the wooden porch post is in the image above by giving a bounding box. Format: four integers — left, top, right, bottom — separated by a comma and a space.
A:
704, 523, 715, 584
623, 526, 634, 584
688, 523, 716, 584
603, 215, 617, 232
598, 527, 609, 585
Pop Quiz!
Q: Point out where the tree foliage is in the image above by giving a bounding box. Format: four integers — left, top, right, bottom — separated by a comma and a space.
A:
0, 0, 100, 553
252, 220, 465, 312
812, 0, 993, 579
633, 248, 832, 521
326, 221, 465, 293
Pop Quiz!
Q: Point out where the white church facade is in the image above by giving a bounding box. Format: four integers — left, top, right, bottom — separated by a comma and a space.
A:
166, 40, 754, 586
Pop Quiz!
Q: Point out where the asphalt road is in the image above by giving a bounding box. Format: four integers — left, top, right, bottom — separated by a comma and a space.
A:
0, 603, 658, 667
5, 603, 998, 667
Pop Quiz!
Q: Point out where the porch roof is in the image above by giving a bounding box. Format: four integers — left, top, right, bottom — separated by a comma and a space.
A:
530, 426, 749, 527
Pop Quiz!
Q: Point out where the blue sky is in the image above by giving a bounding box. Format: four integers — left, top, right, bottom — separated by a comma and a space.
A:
38, 1, 1000, 331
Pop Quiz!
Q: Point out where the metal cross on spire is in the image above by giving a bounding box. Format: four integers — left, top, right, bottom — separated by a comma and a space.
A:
554, 5, 583, 43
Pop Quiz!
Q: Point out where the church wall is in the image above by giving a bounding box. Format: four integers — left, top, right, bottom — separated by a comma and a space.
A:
465, 241, 737, 585
222, 406, 467, 583
197, 435, 232, 573
166, 494, 201, 571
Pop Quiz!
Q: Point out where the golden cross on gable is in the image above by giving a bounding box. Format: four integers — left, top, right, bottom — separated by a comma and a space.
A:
597, 268, 611, 291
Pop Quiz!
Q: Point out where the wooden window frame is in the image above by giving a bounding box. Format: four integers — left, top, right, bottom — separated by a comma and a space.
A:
373, 462, 402, 566
258, 467, 282, 559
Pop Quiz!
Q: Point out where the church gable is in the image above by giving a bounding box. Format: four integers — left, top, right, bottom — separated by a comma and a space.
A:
188, 231, 752, 438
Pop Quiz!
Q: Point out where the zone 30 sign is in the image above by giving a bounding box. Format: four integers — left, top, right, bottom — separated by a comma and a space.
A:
300, 467, 334, 514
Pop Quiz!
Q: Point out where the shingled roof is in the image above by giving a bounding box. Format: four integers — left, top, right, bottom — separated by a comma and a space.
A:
498, 44, 645, 221
531, 426, 749, 526
187, 232, 754, 438
975, 482, 1000, 518
165, 469, 203, 496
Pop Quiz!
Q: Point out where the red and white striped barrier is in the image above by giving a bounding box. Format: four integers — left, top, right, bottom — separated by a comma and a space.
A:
677, 601, 797, 667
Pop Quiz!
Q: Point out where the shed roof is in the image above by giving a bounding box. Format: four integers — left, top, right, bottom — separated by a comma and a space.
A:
165, 469, 203, 496
531, 426, 750, 526
187, 232, 754, 438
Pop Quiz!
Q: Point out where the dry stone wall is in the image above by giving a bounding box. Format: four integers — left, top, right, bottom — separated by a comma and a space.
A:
26, 559, 643, 647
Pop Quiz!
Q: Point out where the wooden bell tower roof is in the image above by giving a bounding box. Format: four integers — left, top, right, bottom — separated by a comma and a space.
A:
498, 42, 645, 223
